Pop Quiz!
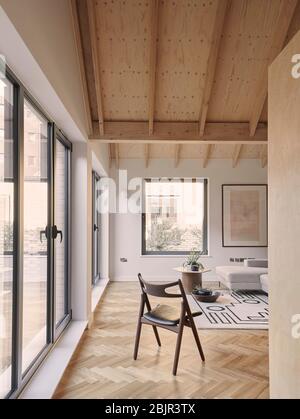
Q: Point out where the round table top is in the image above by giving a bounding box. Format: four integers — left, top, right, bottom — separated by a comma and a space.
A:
174, 266, 211, 274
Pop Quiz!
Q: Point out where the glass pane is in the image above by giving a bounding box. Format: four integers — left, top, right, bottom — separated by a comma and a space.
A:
0, 76, 13, 398
144, 179, 206, 253
92, 173, 100, 284
55, 140, 68, 326
22, 100, 48, 373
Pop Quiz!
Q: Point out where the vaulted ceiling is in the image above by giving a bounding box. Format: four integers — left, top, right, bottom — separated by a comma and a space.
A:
70, 0, 300, 167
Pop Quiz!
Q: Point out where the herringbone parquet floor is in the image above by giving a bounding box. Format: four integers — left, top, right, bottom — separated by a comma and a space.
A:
53, 282, 269, 399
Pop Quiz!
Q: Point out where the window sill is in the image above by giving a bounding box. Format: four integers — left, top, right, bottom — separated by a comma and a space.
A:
19, 320, 88, 399
20, 278, 111, 399
92, 277, 110, 312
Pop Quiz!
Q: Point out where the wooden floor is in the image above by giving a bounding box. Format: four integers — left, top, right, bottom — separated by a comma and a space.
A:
54, 282, 269, 399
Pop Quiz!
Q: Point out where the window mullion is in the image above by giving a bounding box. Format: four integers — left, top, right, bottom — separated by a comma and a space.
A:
11, 83, 24, 393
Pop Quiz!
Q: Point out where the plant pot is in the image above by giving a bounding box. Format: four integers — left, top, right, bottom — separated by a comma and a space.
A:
190, 264, 199, 272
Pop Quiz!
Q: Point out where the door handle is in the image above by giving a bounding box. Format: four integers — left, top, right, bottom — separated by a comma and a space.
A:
52, 225, 63, 243
93, 224, 99, 232
57, 230, 63, 243
40, 227, 49, 243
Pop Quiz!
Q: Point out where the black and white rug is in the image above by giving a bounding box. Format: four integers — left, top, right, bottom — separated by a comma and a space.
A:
189, 290, 268, 330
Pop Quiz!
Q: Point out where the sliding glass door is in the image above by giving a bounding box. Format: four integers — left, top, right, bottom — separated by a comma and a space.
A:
0, 74, 14, 398
0, 62, 72, 398
22, 99, 49, 374
54, 133, 71, 332
92, 171, 100, 285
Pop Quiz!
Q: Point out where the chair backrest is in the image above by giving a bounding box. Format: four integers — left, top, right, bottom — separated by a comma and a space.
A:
137, 273, 184, 299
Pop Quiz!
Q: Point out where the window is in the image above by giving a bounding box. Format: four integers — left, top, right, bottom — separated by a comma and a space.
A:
0, 63, 72, 399
0, 74, 14, 399
142, 178, 208, 255
22, 99, 49, 374
27, 156, 35, 167
92, 171, 100, 285
54, 133, 71, 330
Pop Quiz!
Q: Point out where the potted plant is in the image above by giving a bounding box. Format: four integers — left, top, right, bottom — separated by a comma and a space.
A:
184, 249, 205, 272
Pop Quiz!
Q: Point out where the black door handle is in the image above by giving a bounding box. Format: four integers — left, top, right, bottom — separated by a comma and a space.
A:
93, 224, 99, 232
52, 225, 63, 243
57, 230, 63, 243
40, 227, 49, 243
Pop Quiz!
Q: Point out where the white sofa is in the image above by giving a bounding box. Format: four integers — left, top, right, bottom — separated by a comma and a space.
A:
216, 259, 268, 293
260, 274, 269, 293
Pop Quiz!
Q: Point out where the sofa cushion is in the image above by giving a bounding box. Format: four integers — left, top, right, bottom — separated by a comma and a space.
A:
216, 266, 268, 284
260, 274, 268, 293
244, 259, 268, 268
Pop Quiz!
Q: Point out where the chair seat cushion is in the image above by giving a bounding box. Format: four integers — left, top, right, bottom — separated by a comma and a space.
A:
143, 304, 180, 326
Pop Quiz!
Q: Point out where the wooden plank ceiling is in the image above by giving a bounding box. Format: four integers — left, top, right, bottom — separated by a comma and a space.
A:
71, 0, 300, 167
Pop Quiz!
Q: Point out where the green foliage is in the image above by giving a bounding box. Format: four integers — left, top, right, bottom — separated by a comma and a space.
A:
191, 227, 203, 243
146, 219, 184, 251
3, 223, 13, 252
184, 248, 206, 269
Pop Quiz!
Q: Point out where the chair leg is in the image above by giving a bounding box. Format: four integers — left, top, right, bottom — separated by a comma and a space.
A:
152, 326, 161, 347
133, 319, 142, 360
173, 309, 185, 376
189, 315, 205, 362
173, 324, 184, 376
134, 294, 146, 361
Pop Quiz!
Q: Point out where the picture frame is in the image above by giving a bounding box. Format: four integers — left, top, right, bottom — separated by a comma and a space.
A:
222, 184, 268, 247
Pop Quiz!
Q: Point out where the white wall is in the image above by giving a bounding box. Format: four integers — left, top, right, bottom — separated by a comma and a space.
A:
0, 4, 85, 143
110, 159, 268, 282
71, 143, 92, 321
0, 0, 88, 138
91, 142, 110, 178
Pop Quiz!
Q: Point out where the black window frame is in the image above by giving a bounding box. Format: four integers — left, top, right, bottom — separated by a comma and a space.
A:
141, 178, 209, 256
53, 128, 72, 339
1, 62, 72, 399
92, 170, 101, 286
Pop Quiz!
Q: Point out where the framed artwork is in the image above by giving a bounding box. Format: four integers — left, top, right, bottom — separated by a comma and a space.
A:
222, 184, 268, 247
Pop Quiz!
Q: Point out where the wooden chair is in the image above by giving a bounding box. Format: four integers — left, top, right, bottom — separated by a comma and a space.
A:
134, 273, 205, 376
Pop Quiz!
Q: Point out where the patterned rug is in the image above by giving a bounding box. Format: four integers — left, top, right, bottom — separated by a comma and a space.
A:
189, 290, 268, 330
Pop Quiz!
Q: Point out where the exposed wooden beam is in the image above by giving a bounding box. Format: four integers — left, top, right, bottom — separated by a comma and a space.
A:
144, 144, 150, 168
174, 144, 181, 168
90, 121, 268, 144
232, 145, 243, 168
249, 0, 297, 136
87, 0, 105, 136
115, 144, 119, 169
203, 144, 214, 168
199, 0, 229, 136
260, 145, 268, 168
148, 0, 159, 136
70, 0, 93, 136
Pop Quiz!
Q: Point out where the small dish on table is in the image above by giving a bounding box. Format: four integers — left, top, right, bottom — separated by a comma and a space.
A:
192, 288, 221, 303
